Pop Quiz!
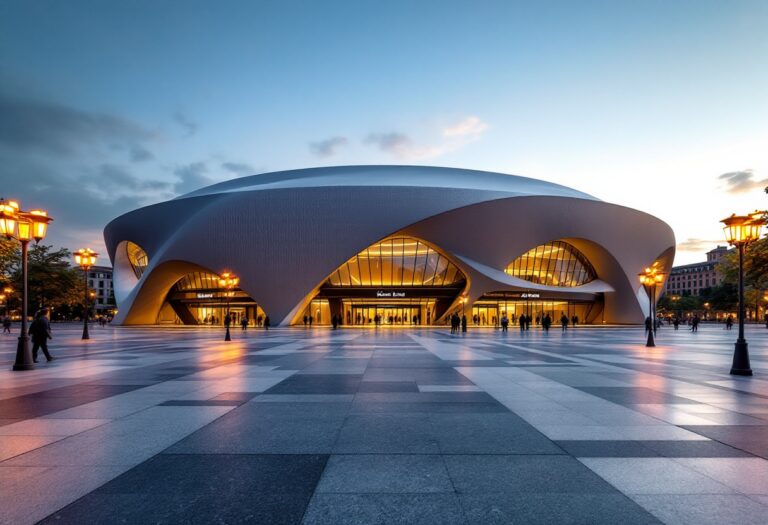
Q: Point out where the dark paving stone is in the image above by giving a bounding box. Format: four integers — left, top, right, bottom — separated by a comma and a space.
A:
354, 392, 499, 404
97, 454, 328, 494
681, 426, 768, 459
42, 490, 312, 525
316, 454, 454, 494
166, 403, 347, 454
555, 440, 658, 457
303, 493, 466, 525
211, 391, 261, 402
444, 455, 618, 494
459, 493, 662, 525
265, 374, 363, 395
349, 401, 509, 414
158, 399, 244, 406
368, 358, 449, 369
576, 387, 700, 405
334, 415, 440, 454
362, 368, 475, 385
357, 381, 420, 393
431, 414, 563, 454
643, 440, 755, 457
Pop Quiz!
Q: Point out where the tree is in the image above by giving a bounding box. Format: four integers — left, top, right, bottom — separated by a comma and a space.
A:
8, 244, 81, 311
717, 237, 768, 319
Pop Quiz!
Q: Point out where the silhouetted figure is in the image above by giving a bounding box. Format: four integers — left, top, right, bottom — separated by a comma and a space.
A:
332, 314, 339, 330
543, 314, 552, 332
461, 314, 467, 333
303, 315, 307, 327
29, 309, 53, 362
673, 317, 680, 330
500, 313, 509, 333
2, 315, 11, 334
264, 316, 270, 330
572, 315, 578, 327
691, 315, 699, 332
525, 315, 531, 331
241, 317, 248, 330
725, 315, 734, 330
519, 314, 525, 332
560, 314, 569, 331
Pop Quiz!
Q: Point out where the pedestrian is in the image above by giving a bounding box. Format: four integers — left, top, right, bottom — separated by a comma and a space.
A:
560, 314, 569, 331
303, 315, 307, 327
673, 317, 679, 330
461, 314, 467, 333
241, 316, 248, 330
224, 313, 232, 330
264, 316, 270, 330
691, 315, 699, 332
519, 314, 525, 332
2, 315, 11, 334
29, 308, 54, 362
571, 315, 578, 327
725, 315, 733, 330
500, 313, 509, 333
644, 316, 652, 334
332, 314, 338, 330
543, 313, 551, 332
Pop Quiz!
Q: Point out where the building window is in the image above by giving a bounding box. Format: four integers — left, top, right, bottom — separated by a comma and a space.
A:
327, 236, 465, 287
505, 241, 597, 287
126, 241, 149, 279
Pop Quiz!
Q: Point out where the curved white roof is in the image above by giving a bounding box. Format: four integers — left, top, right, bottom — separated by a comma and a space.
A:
177, 165, 597, 201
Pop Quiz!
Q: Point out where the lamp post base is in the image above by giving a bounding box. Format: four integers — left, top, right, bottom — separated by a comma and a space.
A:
730, 340, 752, 376
225, 326, 231, 341
12, 335, 35, 371
82, 322, 90, 340
646, 330, 655, 347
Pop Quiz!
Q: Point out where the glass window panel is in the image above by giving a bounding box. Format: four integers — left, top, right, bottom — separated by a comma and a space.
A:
338, 262, 351, 286
423, 252, 439, 285
369, 243, 382, 285
433, 256, 449, 286
506, 241, 596, 287
348, 256, 361, 285
359, 251, 371, 285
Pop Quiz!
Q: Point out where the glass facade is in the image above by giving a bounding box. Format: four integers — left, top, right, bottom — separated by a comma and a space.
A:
173, 272, 221, 290
505, 241, 596, 287
126, 241, 149, 279
327, 237, 464, 287
471, 299, 597, 326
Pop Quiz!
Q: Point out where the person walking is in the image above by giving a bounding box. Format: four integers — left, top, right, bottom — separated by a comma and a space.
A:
519, 314, 525, 332
461, 314, 467, 333
543, 313, 551, 332
241, 317, 248, 331
644, 316, 652, 335
560, 314, 569, 332
691, 315, 699, 332
29, 308, 54, 362
2, 315, 11, 334
500, 313, 509, 333
673, 317, 679, 330
332, 314, 339, 330
264, 316, 270, 330
571, 315, 578, 327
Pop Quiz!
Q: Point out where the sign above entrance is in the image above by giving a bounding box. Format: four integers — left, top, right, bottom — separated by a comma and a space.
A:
376, 290, 406, 298
197, 293, 214, 299
520, 293, 540, 298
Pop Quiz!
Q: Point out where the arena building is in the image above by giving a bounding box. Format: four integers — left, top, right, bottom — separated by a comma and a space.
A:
104, 165, 675, 327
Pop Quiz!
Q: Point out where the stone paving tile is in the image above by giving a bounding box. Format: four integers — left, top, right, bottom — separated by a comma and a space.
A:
1, 324, 768, 524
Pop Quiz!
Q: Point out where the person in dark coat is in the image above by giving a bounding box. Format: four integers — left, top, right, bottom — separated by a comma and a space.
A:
461, 314, 467, 333
29, 308, 54, 362
264, 316, 270, 330
560, 314, 569, 331
542, 314, 552, 332
519, 314, 525, 332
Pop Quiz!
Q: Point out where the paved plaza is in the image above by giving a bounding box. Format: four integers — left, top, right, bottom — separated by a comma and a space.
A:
1, 323, 768, 524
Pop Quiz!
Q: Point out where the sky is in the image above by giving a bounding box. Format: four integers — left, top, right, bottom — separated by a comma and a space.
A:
1, 0, 767, 266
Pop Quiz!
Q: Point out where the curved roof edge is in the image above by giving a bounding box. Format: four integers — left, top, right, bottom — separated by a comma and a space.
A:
175, 165, 598, 201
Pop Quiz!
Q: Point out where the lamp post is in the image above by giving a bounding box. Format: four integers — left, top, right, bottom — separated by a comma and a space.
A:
219, 272, 239, 341
639, 263, 665, 347
73, 248, 98, 340
1, 200, 52, 371
721, 212, 766, 376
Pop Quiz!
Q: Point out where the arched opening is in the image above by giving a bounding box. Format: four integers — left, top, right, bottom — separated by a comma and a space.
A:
505, 240, 597, 286
126, 241, 149, 279
473, 240, 603, 326
158, 270, 266, 326
298, 236, 467, 326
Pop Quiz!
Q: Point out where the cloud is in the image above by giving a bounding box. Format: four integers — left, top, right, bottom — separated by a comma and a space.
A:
221, 161, 255, 176
81, 164, 170, 193
130, 144, 154, 162
676, 238, 721, 252
442, 116, 488, 138
718, 169, 768, 194
173, 111, 197, 136
0, 92, 153, 157
309, 136, 348, 158
365, 116, 489, 161
173, 162, 213, 194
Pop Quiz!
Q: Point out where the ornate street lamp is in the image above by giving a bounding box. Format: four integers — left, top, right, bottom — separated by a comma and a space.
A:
721, 211, 767, 375
73, 248, 98, 340
639, 263, 665, 347
218, 271, 239, 341
0, 199, 53, 371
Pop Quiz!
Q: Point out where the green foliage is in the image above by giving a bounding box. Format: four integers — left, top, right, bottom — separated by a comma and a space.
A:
7, 244, 82, 310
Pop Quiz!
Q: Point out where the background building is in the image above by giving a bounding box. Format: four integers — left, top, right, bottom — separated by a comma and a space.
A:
663, 246, 731, 297
87, 264, 115, 314
104, 166, 675, 326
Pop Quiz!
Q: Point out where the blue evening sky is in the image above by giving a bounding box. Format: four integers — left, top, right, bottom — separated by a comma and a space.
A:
1, 0, 767, 264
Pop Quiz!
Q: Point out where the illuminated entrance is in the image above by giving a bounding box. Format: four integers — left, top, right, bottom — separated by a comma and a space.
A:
159, 271, 266, 326
301, 236, 467, 325
472, 292, 602, 326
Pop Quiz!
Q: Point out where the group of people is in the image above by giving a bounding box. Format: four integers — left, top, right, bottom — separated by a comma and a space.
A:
497, 312, 574, 333
224, 313, 270, 330
449, 313, 467, 333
